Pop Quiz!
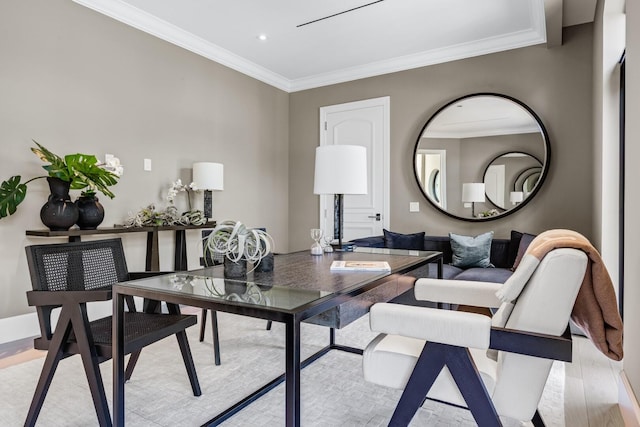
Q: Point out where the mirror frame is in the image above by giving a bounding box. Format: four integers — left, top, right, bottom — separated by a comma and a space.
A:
412, 93, 551, 222
482, 151, 543, 210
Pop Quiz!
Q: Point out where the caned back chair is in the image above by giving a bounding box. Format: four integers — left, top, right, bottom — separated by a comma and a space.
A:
25, 238, 201, 427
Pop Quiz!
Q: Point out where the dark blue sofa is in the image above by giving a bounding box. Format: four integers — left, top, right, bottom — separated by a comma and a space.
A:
349, 231, 531, 306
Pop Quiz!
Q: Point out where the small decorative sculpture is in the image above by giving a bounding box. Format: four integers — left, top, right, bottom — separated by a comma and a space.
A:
310, 228, 323, 255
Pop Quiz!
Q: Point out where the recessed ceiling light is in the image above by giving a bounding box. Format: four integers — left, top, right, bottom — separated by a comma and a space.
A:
257, 34, 268, 41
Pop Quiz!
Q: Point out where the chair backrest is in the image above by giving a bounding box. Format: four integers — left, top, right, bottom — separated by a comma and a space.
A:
26, 238, 130, 292
491, 248, 588, 420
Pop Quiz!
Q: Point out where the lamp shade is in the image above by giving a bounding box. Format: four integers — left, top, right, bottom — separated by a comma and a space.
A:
192, 162, 224, 191
462, 183, 485, 203
313, 145, 368, 195
510, 191, 524, 204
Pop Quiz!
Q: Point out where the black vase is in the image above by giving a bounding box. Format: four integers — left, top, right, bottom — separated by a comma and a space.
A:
254, 253, 274, 273
40, 177, 79, 231
224, 257, 247, 278
75, 195, 105, 230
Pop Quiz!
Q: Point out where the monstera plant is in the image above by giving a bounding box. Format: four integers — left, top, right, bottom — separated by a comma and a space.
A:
0, 141, 120, 219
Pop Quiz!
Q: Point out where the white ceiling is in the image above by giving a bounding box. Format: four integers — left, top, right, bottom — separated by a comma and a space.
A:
73, 0, 597, 93
423, 96, 541, 139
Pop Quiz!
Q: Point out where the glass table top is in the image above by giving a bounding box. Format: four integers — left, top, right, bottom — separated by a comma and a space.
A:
123, 273, 331, 312
116, 249, 441, 313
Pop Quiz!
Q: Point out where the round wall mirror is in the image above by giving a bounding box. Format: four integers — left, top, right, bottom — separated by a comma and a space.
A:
482, 152, 543, 209
413, 93, 550, 221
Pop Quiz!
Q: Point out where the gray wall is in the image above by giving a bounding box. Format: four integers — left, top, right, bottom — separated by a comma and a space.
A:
289, 24, 594, 251
0, 0, 290, 319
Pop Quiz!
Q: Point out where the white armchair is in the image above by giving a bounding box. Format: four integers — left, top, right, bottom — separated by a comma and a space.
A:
363, 248, 588, 426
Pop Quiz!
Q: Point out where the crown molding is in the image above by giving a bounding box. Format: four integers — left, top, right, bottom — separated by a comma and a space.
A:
73, 0, 293, 92
74, 0, 546, 94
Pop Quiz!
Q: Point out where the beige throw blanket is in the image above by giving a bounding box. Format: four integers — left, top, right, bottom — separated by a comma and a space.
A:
526, 229, 623, 361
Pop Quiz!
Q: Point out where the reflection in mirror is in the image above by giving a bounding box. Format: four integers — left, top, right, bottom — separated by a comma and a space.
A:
413, 93, 550, 221
514, 167, 543, 196
483, 152, 542, 209
415, 149, 446, 208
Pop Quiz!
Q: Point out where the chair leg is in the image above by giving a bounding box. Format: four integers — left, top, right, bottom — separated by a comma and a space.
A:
532, 410, 546, 427
25, 310, 73, 427
390, 342, 448, 426
71, 305, 112, 427
125, 350, 142, 381
266, 320, 273, 330
175, 330, 202, 396
390, 342, 501, 427
199, 308, 208, 342
211, 310, 221, 366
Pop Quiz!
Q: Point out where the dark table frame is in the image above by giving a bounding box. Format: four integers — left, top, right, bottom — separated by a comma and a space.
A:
112, 250, 443, 427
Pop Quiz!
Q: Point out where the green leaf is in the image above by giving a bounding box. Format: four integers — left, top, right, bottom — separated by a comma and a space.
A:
31, 140, 71, 182
0, 176, 27, 218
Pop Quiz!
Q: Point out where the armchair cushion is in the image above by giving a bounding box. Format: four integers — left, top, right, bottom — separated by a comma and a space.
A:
449, 232, 494, 268
383, 229, 425, 250
511, 232, 537, 271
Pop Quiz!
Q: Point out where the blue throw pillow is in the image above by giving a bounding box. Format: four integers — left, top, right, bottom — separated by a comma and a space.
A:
449, 231, 494, 268
383, 229, 425, 250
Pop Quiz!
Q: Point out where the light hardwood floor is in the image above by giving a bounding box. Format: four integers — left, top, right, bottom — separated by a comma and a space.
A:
0, 323, 625, 426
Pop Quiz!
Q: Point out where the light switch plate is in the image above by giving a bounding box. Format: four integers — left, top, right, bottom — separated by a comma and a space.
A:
409, 202, 420, 212
143, 158, 152, 171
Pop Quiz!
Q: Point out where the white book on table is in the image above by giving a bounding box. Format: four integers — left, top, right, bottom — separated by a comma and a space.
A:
330, 260, 391, 272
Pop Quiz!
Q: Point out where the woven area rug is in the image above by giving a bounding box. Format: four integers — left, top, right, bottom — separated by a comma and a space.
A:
0, 312, 565, 426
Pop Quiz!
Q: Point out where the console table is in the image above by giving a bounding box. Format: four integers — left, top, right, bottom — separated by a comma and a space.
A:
26, 222, 216, 271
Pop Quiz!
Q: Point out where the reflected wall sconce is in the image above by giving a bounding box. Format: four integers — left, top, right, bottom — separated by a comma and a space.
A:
462, 183, 485, 217
313, 145, 368, 251
192, 162, 224, 221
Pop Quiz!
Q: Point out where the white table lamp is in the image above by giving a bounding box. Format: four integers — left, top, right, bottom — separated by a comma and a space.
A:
462, 183, 485, 217
192, 162, 224, 221
510, 191, 524, 205
313, 145, 367, 250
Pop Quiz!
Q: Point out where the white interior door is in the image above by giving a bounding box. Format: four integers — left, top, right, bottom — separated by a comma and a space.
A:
485, 164, 505, 208
319, 97, 390, 241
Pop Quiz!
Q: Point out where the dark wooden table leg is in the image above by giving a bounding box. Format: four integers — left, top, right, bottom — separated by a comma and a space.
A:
174, 229, 188, 271
146, 230, 160, 271
113, 291, 126, 426
285, 316, 301, 427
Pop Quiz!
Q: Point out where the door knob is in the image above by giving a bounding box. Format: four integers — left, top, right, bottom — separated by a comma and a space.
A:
367, 213, 381, 221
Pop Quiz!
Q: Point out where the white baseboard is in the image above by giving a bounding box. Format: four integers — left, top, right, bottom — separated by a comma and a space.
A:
619, 371, 640, 427
0, 312, 40, 345
0, 300, 120, 345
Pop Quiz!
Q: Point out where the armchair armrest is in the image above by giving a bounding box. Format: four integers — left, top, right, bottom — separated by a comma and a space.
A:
415, 278, 502, 308
369, 303, 491, 349
26, 287, 112, 306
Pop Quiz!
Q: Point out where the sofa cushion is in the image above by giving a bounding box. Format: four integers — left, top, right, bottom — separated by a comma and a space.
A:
423, 236, 454, 264
405, 263, 463, 280
455, 267, 513, 283
511, 232, 537, 271
349, 235, 385, 248
449, 232, 494, 268
383, 229, 425, 250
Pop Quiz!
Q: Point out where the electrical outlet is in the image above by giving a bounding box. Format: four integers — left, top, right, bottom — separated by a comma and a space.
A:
144, 158, 152, 171
409, 202, 420, 212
